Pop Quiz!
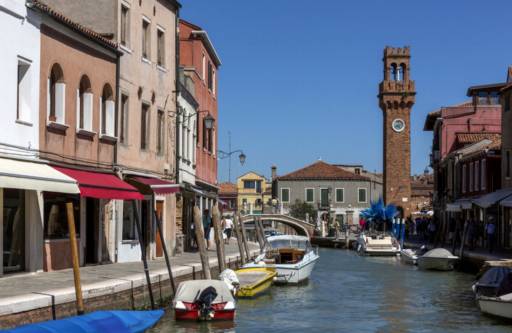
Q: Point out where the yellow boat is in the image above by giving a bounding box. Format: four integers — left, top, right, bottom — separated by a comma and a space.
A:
235, 267, 277, 298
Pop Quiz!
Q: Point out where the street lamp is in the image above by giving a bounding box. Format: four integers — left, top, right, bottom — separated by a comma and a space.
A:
204, 114, 215, 129
218, 131, 246, 183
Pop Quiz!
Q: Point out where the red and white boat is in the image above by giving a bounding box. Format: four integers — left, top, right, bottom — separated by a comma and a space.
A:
173, 280, 236, 321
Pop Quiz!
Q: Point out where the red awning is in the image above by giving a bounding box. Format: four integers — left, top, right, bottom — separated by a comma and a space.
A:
53, 167, 144, 200
131, 176, 180, 195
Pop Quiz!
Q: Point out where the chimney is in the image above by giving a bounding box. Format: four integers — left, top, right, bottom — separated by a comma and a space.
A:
271, 165, 277, 180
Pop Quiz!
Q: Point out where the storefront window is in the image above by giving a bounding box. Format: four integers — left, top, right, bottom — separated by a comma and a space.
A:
3, 189, 25, 273
122, 200, 137, 241
43, 193, 80, 239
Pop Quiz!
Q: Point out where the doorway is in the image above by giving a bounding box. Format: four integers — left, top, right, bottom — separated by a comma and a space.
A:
85, 198, 99, 264
3, 189, 25, 274
155, 200, 164, 257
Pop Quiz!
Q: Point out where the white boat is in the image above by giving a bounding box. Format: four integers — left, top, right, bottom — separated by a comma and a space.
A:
473, 266, 512, 319
357, 233, 400, 256
400, 246, 427, 265
243, 235, 319, 284
417, 248, 458, 271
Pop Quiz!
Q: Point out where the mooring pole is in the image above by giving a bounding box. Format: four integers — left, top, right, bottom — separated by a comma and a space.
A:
238, 213, 251, 261
234, 214, 247, 265
132, 201, 155, 309
153, 205, 176, 295
66, 202, 84, 315
193, 206, 211, 279
254, 217, 265, 251
212, 205, 226, 272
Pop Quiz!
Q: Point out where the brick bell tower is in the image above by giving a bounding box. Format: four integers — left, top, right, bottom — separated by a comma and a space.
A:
378, 46, 415, 216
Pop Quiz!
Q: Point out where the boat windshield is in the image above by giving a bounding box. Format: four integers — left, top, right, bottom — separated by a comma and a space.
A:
269, 238, 309, 250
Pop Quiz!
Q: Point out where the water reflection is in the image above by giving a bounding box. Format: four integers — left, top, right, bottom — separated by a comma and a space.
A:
149, 249, 512, 333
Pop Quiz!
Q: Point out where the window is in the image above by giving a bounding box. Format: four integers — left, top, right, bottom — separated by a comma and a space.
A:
207, 62, 213, 90
505, 93, 511, 112
358, 188, 367, 203
48, 63, 65, 124
507, 151, 511, 179
481, 159, 486, 190
336, 214, 344, 225
120, 4, 130, 47
157, 28, 165, 67
490, 92, 499, 105
475, 160, 480, 191
157, 110, 164, 155
207, 126, 213, 152
202, 54, 206, 80
3, 189, 25, 272
462, 164, 467, 193
320, 188, 329, 207
192, 120, 197, 163
141, 103, 149, 149
305, 188, 314, 203
142, 19, 150, 60
281, 188, 290, 203
212, 70, 216, 95
477, 92, 488, 105
202, 119, 207, 148
335, 188, 344, 203
77, 75, 92, 131
101, 84, 115, 136
43, 193, 79, 239
122, 200, 137, 241
469, 162, 474, 192
17, 57, 32, 122
244, 180, 256, 189
120, 94, 128, 143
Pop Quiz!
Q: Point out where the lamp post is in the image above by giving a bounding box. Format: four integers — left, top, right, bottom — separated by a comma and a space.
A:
218, 131, 246, 183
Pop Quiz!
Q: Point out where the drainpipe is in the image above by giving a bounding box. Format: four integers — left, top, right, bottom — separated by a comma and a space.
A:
114, 50, 121, 166
174, 7, 180, 185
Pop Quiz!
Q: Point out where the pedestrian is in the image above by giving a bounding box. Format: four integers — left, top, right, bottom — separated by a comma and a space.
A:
202, 209, 212, 250
224, 215, 233, 244
486, 217, 496, 254
359, 218, 366, 232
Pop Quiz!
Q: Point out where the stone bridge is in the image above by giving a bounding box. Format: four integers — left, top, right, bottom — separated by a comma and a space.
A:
241, 214, 315, 238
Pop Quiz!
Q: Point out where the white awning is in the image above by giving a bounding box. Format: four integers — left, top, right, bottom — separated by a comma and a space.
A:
473, 188, 512, 209
446, 203, 462, 212
0, 158, 80, 194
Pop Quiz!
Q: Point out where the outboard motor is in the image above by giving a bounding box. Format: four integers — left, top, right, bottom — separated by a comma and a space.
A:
195, 287, 218, 320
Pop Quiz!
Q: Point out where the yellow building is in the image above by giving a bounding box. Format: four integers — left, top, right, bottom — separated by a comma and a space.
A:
237, 172, 272, 214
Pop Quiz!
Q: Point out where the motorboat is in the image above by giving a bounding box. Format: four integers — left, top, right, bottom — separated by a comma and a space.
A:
357, 232, 400, 256
173, 280, 236, 321
400, 245, 427, 265
473, 265, 512, 319
234, 267, 277, 297
417, 248, 458, 271
243, 235, 319, 284
3, 310, 164, 333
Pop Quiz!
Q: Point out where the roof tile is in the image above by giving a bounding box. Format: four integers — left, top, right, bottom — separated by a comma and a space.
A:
277, 161, 369, 181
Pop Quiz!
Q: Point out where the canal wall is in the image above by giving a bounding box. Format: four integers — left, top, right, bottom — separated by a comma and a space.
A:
0, 251, 258, 329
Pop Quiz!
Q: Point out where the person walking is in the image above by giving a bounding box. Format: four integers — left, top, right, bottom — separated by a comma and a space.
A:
224, 215, 233, 244
486, 217, 496, 254
202, 209, 212, 250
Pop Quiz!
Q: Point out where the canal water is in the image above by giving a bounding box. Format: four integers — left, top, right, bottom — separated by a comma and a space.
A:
149, 248, 511, 333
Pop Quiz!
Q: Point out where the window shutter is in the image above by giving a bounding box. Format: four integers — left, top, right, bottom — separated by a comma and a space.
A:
76, 88, 80, 128
47, 78, 51, 120
83, 92, 93, 131
106, 100, 115, 136
55, 82, 66, 123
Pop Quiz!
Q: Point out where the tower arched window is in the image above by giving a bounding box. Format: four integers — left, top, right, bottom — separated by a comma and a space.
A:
399, 63, 406, 81
101, 84, 115, 137
77, 75, 93, 131
389, 63, 398, 81
48, 63, 65, 124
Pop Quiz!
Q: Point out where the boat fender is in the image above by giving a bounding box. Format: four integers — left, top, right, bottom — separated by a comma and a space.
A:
219, 269, 240, 293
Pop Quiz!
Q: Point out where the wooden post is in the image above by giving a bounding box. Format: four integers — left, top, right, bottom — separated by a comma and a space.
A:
66, 202, 84, 315
193, 206, 211, 279
153, 207, 176, 296
212, 205, 226, 273
254, 217, 265, 251
233, 215, 247, 265
238, 213, 251, 261
132, 201, 155, 309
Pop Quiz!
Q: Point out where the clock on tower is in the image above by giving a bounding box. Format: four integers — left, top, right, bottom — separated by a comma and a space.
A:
378, 46, 416, 216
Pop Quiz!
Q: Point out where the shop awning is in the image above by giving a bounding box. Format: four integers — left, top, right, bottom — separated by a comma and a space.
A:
0, 158, 79, 193
446, 203, 462, 212
500, 193, 512, 208
128, 176, 180, 195
53, 166, 143, 200
454, 198, 473, 210
473, 188, 512, 209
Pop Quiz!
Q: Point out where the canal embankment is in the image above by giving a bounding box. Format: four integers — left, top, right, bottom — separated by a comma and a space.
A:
0, 243, 259, 329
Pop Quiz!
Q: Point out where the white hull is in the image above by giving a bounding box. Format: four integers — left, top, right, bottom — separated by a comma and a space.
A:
400, 250, 418, 265
357, 234, 400, 257
417, 257, 456, 271
273, 254, 319, 284
478, 296, 512, 319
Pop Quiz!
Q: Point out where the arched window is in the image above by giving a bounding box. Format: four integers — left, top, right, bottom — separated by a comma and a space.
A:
389, 63, 397, 81
77, 75, 92, 131
48, 64, 65, 123
399, 63, 406, 81
101, 84, 115, 136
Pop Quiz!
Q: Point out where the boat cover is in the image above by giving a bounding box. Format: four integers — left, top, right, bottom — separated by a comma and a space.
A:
422, 248, 458, 259
174, 280, 234, 303
475, 267, 512, 297
2, 310, 164, 333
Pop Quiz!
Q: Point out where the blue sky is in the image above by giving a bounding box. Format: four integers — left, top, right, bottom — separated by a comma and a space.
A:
181, 0, 512, 182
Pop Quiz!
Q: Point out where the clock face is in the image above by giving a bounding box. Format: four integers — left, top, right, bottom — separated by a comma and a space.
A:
392, 118, 405, 132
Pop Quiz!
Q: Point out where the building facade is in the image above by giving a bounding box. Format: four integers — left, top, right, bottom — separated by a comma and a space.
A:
378, 46, 415, 216
219, 182, 237, 216
237, 172, 271, 215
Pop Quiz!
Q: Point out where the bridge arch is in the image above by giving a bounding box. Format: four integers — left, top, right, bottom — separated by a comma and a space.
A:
241, 214, 315, 238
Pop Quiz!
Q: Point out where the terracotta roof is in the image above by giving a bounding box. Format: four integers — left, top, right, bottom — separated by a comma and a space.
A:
219, 182, 237, 194
456, 132, 501, 145
30, 0, 119, 50
277, 161, 369, 181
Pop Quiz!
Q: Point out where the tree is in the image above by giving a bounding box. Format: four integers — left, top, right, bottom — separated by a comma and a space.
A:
289, 200, 317, 221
